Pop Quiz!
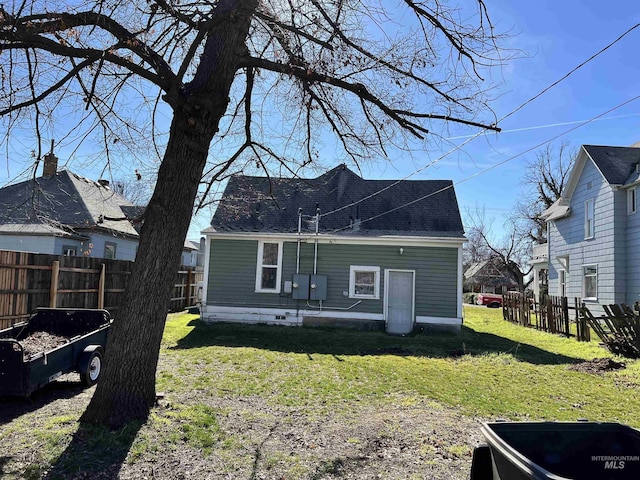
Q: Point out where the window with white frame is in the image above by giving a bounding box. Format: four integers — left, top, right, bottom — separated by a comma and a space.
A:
583, 265, 597, 300
558, 269, 567, 297
584, 198, 594, 239
349, 266, 380, 299
627, 187, 637, 215
255, 241, 282, 293
62, 245, 77, 256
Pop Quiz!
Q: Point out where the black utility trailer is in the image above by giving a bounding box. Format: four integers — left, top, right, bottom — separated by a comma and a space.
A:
0, 308, 111, 396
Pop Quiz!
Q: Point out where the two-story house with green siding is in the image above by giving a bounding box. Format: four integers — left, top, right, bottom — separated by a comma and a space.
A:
201, 164, 467, 334
541, 145, 640, 315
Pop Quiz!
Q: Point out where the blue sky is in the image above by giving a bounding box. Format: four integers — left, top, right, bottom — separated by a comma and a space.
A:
355, 0, 640, 241
2, 0, 640, 242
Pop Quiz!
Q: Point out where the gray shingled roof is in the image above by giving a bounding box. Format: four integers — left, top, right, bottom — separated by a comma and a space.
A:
583, 145, 640, 185
0, 170, 140, 237
211, 165, 465, 237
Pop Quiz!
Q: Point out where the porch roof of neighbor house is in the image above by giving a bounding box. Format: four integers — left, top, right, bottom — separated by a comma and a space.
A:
208, 164, 465, 238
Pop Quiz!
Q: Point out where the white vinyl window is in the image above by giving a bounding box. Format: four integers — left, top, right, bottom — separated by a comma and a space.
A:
558, 269, 567, 297
584, 198, 594, 239
63, 245, 77, 256
583, 265, 597, 300
255, 241, 283, 293
627, 187, 637, 215
349, 266, 380, 299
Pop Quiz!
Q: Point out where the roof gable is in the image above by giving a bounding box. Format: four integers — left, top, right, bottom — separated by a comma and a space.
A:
542, 144, 640, 221
0, 170, 139, 237
210, 165, 464, 237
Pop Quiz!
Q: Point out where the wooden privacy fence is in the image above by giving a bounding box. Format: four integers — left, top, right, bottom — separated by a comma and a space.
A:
579, 303, 640, 358
503, 292, 590, 341
0, 250, 202, 329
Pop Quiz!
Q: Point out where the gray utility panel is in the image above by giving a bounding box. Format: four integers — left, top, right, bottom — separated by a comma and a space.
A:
292, 274, 327, 301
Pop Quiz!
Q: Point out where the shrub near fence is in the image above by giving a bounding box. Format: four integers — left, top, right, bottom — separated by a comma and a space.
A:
0, 250, 202, 329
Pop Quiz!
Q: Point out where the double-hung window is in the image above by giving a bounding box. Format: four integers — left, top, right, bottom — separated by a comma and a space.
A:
349, 266, 380, 299
558, 269, 567, 297
255, 241, 282, 293
584, 198, 594, 239
583, 265, 597, 300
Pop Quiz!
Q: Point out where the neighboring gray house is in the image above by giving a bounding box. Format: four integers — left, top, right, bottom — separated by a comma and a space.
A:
541, 145, 640, 314
0, 152, 141, 260
201, 164, 466, 334
464, 257, 519, 294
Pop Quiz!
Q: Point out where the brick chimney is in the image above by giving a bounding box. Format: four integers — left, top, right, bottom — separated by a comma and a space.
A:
42, 140, 58, 177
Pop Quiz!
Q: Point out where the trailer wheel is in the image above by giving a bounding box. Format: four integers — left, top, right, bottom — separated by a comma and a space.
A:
80, 348, 103, 386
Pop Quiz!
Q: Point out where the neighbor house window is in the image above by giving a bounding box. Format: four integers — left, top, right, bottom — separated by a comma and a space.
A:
255, 241, 282, 293
584, 198, 594, 239
627, 187, 637, 214
104, 242, 117, 259
62, 245, 77, 256
583, 265, 597, 300
558, 269, 567, 297
349, 266, 380, 299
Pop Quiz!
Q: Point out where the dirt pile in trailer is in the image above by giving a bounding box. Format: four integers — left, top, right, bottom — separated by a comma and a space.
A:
18, 331, 70, 358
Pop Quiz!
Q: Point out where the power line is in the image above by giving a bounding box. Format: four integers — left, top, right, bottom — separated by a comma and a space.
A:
319, 22, 640, 220
445, 113, 640, 141
328, 94, 640, 234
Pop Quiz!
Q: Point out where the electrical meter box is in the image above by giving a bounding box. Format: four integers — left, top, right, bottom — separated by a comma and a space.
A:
309, 275, 328, 301
292, 274, 310, 299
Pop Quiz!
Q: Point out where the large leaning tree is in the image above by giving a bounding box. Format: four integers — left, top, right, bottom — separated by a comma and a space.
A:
1, 0, 506, 428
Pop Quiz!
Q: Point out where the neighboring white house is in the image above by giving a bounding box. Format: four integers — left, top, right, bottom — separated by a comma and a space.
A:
0, 152, 142, 260
540, 144, 640, 314
0, 151, 202, 266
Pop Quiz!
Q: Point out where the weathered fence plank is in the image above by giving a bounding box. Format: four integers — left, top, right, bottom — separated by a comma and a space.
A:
503, 293, 589, 342
0, 250, 202, 329
580, 303, 640, 358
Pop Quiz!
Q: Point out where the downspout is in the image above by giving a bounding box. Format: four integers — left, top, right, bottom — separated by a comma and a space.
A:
296, 207, 302, 274
313, 206, 320, 275
314, 206, 321, 309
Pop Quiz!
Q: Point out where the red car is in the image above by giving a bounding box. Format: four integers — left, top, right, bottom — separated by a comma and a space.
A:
477, 293, 502, 308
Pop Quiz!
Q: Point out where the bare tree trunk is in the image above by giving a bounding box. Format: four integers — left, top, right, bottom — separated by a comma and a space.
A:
80, 0, 258, 428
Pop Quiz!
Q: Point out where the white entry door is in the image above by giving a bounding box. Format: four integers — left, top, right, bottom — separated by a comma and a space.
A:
385, 270, 415, 335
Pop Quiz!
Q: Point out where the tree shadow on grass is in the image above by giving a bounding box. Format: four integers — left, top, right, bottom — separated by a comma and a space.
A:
43, 420, 142, 480
0, 378, 88, 425
171, 318, 583, 366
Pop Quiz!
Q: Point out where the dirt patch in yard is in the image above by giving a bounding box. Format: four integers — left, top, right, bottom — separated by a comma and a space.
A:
0, 384, 488, 479
568, 358, 626, 375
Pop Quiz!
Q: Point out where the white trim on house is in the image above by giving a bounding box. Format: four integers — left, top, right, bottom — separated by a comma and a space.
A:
200, 304, 385, 326
416, 316, 462, 326
255, 240, 284, 293
457, 244, 463, 319
200, 304, 461, 329
200, 235, 212, 306
201, 229, 465, 248
349, 265, 380, 299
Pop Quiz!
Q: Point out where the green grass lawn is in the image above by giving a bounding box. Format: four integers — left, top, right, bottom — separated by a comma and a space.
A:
161, 305, 640, 426
3, 305, 640, 479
